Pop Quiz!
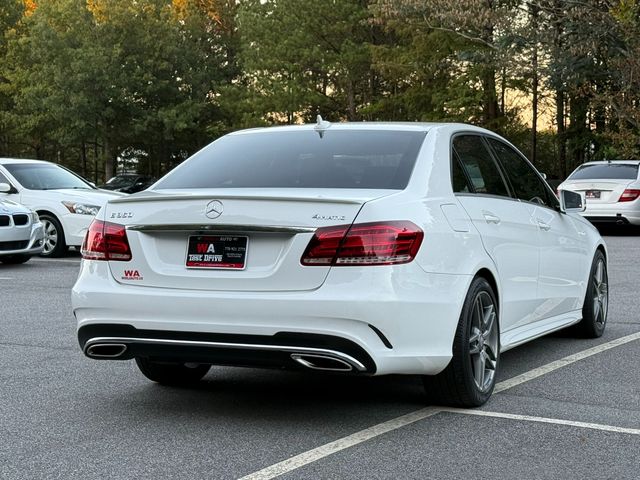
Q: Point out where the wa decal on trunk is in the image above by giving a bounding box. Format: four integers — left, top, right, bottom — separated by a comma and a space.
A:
122, 270, 143, 280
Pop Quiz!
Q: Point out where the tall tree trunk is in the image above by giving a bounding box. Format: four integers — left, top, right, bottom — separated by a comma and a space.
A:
346, 79, 357, 121
556, 89, 566, 178
480, 20, 499, 129
81, 140, 87, 178
104, 135, 115, 182
481, 68, 499, 128
530, 3, 539, 165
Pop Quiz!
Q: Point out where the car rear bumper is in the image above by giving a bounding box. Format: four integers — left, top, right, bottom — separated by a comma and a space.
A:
72, 261, 471, 376
582, 204, 640, 225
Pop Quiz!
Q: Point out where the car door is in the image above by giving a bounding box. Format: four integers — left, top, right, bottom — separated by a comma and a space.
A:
486, 137, 589, 320
452, 134, 541, 332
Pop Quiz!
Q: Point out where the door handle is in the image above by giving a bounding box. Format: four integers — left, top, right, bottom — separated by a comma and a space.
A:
537, 219, 551, 231
482, 211, 501, 224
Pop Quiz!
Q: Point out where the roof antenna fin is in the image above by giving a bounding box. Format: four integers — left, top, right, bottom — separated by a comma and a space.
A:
314, 115, 331, 138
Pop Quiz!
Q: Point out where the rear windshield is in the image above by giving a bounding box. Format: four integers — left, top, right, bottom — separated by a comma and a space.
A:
155, 130, 426, 190
569, 163, 639, 180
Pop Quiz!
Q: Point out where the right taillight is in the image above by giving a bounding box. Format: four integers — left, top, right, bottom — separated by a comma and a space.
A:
301, 221, 423, 266
618, 189, 640, 202
81, 219, 132, 261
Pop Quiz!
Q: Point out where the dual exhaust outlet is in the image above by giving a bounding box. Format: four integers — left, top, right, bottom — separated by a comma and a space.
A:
85, 342, 357, 372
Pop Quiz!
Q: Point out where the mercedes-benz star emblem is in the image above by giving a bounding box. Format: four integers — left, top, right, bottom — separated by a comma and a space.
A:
205, 200, 224, 219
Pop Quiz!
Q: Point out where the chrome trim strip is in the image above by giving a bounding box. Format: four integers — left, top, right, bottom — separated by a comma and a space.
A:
84, 337, 367, 372
126, 224, 317, 234
110, 193, 364, 205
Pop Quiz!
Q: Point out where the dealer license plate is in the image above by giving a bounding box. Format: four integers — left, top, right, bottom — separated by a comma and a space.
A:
185, 235, 248, 269
585, 190, 601, 199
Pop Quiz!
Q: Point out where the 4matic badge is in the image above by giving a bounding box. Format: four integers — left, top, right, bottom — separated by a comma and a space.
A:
312, 214, 346, 221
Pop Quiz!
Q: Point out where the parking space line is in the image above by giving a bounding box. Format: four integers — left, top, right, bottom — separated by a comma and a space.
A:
238, 408, 440, 480
238, 331, 640, 480
494, 331, 640, 393
441, 408, 640, 435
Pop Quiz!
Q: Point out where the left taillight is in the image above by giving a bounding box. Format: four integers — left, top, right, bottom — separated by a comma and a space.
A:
301, 221, 424, 266
81, 219, 132, 261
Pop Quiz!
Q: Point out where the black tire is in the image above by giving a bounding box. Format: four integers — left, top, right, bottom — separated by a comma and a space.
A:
135, 358, 210, 385
0, 254, 31, 264
39, 214, 67, 257
423, 277, 500, 407
575, 250, 608, 338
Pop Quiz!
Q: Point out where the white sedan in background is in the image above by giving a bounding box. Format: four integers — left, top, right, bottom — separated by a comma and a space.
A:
0, 159, 123, 257
72, 121, 607, 407
558, 160, 640, 225
0, 189, 44, 264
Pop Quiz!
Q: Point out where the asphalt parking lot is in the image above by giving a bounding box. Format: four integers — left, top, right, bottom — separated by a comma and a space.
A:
1, 229, 639, 480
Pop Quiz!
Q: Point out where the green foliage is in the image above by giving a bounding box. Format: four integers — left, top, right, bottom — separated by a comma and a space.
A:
1, 0, 640, 180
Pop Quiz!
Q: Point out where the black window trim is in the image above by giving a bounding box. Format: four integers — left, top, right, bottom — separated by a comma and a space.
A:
449, 131, 517, 202
483, 135, 560, 213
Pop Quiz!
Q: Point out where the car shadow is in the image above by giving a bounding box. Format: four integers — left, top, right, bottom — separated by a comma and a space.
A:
595, 224, 640, 236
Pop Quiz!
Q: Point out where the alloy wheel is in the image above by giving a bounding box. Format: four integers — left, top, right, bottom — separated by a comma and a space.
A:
592, 258, 608, 327
468, 291, 499, 392
42, 218, 58, 255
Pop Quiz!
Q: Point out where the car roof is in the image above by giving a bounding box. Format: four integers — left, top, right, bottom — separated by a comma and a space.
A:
0, 158, 52, 165
578, 160, 640, 166
228, 121, 493, 136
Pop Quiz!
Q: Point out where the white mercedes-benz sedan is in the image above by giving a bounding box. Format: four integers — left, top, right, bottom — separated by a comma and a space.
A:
72, 121, 608, 407
557, 160, 640, 226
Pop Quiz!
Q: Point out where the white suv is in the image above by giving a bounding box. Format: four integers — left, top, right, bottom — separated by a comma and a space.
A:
0, 159, 123, 256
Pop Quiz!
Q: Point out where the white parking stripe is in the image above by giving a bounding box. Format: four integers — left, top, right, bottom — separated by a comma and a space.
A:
494, 331, 640, 393
238, 408, 440, 480
440, 408, 640, 435
239, 331, 640, 480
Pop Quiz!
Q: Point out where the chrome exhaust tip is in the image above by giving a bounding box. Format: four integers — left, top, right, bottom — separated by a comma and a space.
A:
291, 353, 354, 372
85, 343, 128, 359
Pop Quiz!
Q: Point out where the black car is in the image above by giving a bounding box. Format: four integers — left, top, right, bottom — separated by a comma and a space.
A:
100, 174, 156, 194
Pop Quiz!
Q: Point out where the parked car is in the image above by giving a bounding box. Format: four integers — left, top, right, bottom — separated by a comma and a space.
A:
99, 174, 156, 194
72, 122, 607, 407
558, 160, 640, 226
0, 159, 123, 257
0, 188, 44, 264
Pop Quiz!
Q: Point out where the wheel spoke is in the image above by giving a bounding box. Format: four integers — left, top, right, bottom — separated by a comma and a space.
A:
474, 352, 485, 387
595, 261, 603, 285
474, 298, 483, 330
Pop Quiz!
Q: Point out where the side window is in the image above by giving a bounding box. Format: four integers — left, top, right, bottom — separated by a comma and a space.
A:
453, 135, 510, 197
487, 138, 557, 207
451, 153, 472, 193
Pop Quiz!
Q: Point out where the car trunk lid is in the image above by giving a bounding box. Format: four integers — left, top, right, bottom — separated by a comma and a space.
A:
562, 180, 635, 204
103, 188, 395, 291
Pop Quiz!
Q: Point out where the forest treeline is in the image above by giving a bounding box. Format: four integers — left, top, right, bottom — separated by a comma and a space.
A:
1, 0, 639, 182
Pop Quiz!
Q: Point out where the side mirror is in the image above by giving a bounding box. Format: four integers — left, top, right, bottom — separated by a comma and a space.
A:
541, 172, 547, 180
0, 182, 11, 193
559, 189, 585, 213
